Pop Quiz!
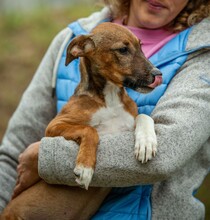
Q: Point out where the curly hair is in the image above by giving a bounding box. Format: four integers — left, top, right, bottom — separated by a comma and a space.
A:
103, 0, 210, 32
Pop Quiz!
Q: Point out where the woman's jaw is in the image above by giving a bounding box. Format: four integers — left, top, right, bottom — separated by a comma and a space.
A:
127, 0, 189, 29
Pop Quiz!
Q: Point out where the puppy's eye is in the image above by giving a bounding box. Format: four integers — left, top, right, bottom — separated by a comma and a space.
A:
117, 47, 129, 54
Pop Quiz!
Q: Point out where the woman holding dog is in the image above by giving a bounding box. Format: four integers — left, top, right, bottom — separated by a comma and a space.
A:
0, 0, 210, 219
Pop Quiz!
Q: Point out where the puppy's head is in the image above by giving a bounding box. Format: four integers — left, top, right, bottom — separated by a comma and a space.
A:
66, 22, 162, 93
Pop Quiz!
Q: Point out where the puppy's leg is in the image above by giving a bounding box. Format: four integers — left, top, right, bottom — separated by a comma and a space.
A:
134, 114, 157, 163
46, 123, 99, 189
73, 126, 99, 189
1, 181, 111, 220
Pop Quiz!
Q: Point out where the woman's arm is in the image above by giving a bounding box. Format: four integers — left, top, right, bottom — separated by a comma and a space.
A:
38, 50, 210, 187
0, 28, 70, 211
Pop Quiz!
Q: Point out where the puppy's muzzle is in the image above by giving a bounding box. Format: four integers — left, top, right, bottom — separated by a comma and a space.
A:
123, 67, 162, 93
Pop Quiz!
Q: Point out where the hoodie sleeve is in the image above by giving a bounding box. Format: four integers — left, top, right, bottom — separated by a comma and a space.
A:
38, 50, 210, 187
0, 28, 70, 212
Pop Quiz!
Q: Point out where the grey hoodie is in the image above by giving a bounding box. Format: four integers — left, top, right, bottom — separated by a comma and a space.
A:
0, 7, 210, 220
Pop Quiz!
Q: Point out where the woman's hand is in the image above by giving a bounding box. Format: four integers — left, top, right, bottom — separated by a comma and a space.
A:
12, 141, 41, 199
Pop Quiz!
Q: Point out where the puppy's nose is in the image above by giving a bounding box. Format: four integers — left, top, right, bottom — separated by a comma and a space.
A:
151, 67, 162, 76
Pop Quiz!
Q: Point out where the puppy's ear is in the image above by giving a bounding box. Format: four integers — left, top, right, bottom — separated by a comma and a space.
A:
65, 34, 95, 66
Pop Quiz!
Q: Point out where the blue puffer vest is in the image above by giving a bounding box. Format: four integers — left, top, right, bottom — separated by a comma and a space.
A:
55, 21, 193, 219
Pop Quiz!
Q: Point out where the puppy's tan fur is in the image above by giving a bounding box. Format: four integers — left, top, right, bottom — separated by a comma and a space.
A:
0, 22, 160, 220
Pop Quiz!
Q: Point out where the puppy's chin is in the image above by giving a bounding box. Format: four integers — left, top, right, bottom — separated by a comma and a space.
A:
135, 87, 154, 94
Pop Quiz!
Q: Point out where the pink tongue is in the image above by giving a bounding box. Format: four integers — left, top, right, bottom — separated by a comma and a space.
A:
148, 75, 162, 88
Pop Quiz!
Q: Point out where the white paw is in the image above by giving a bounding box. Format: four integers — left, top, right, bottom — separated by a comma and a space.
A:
135, 114, 157, 163
74, 165, 94, 190
135, 132, 157, 163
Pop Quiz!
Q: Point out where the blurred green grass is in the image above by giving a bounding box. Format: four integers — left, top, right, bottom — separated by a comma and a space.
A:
0, 3, 209, 219
0, 3, 101, 139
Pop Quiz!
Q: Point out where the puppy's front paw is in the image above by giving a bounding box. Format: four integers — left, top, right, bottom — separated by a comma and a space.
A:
135, 114, 157, 163
74, 165, 94, 190
135, 132, 157, 163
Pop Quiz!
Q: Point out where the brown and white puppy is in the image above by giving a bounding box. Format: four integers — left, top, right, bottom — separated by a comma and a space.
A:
46, 22, 161, 189
0, 22, 161, 220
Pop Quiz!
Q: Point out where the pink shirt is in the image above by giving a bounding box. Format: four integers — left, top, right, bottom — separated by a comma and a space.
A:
114, 19, 178, 58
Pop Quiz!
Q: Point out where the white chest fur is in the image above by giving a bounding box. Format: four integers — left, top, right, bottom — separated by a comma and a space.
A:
90, 83, 135, 135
